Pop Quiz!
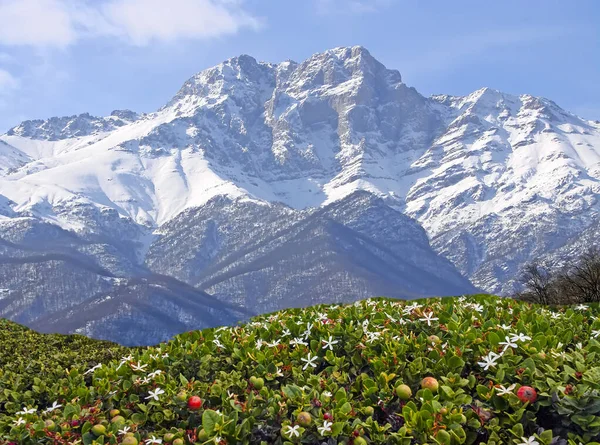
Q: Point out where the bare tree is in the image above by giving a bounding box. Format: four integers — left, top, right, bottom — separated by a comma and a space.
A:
517, 262, 555, 305
557, 247, 600, 303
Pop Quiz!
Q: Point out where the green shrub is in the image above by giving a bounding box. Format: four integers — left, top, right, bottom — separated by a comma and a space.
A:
1, 295, 599, 444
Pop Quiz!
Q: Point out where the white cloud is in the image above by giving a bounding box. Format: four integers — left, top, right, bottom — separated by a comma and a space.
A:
102, 0, 260, 45
0, 69, 19, 92
0, 0, 76, 47
0, 0, 260, 47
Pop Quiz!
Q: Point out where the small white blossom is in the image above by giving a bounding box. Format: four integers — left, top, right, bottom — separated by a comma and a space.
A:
146, 436, 163, 444
318, 420, 333, 435
290, 337, 308, 347
43, 401, 62, 414
510, 333, 532, 343
301, 353, 319, 370
118, 426, 131, 435
148, 370, 163, 379
145, 388, 165, 401
419, 312, 439, 326
517, 436, 539, 445
16, 407, 36, 415
478, 352, 501, 371
499, 336, 518, 352
131, 362, 148, 372
321, 336, 339, 350
285, 425, 301, 438
495, 384, 516, 396
13, 417, 26, 426
117, 354, 134, 370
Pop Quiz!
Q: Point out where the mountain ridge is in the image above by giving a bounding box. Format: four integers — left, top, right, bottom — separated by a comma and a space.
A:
1, 45, 599, 343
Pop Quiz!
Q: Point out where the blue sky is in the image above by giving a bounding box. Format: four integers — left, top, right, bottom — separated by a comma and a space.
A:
0, 0, 599, 132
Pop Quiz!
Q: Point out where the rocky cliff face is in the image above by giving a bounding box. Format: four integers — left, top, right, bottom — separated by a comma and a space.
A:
1, 46, 599, 343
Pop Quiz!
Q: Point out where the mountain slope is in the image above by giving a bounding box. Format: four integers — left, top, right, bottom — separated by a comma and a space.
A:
1, 46, 599, 341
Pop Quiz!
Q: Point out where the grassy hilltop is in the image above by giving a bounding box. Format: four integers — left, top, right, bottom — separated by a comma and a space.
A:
1, 295, 600, 445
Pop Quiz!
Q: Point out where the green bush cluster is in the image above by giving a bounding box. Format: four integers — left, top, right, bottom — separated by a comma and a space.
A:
1, 295, 600, 445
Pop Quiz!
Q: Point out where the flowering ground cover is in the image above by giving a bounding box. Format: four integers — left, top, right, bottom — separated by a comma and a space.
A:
1, 295, 600, 444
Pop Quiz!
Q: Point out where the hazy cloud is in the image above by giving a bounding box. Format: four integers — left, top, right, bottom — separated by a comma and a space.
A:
316, 0, 393, 15
0, 69, 19, 92
0, 0, 260, 47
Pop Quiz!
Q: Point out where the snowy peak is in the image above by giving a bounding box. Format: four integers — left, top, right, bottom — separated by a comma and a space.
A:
1, 46, 600, 298
7, 111, 141, 141
164, 54, 276, 112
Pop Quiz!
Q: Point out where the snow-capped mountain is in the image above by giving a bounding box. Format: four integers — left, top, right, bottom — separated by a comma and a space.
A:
1, 46, 599, 343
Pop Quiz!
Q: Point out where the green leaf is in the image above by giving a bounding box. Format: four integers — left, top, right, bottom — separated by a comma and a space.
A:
203, 409, 221, 435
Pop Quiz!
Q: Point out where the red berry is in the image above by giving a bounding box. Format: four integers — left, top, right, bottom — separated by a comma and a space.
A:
323, 413, 333, 421
517, 386, 537, 403
187, 396, 202, 410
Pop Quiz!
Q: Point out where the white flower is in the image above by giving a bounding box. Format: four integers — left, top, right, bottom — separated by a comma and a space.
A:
469, 303, 484, 313
213, 437, 222, 444
302, 322, 313, 339
419, 312, 439, 326
118, 426, 131, 435
551, 313, 562, 320
285, 425, 301, 438
43, 401, 62, 413
322, 391, 333, 397
141, 377, 151, 385
213, 339, 224, 349
301, 353, 319, 370
117, 354, 134, 370
290, 337, 307, 347
282, 328, 291, 337
148, 370, 163, 379
145, 388, 165, 401
499, 336, 518, 351
275, 367, 284, 377
592, 329, 600, 339
216, 326, 229, 332
322, 336, 339, 350
316, 312, 328, 321
256, 339, 264, 350
499, 324, 512, 330
16, 407, 36, 415
162, 353, 169, 359
149, 354, 159, 360
510, 333, 532, 343
366, 331, 382, 343
267, 340, 280, 348
517, 436, 539, 445
575, 304, 589, 310
131, 362, 148, 372
495, 384, 516, 396
478, 352, 501, 370
146, 436, 163, 444
13, 417, 26, 426
318, 420, 333, 435
84, 364, 102, 375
